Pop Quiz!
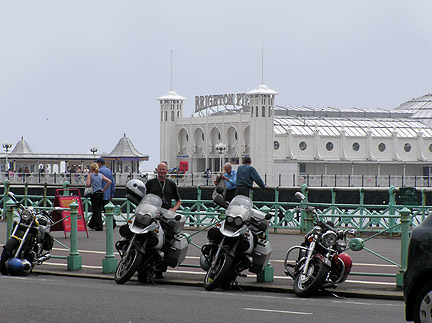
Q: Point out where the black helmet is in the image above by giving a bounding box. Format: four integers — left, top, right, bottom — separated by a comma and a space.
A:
125, 179, 146, 205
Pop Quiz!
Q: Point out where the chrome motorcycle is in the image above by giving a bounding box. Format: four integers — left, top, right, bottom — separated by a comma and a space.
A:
200, 190, 272, 291
1, 192, 57, 276
284, 192, 355, 297
115, 193, 189, 284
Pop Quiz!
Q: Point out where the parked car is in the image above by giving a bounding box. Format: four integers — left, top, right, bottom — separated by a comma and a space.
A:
404, 214, 432, 322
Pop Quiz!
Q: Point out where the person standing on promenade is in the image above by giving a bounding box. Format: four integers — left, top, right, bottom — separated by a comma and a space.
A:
220, 163, 237, 202
86, 163, 112, 231
96, 158, 117, 229
235, 156, 267, 197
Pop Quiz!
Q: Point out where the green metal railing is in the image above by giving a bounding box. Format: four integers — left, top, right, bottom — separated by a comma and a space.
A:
1, 180, 428, 287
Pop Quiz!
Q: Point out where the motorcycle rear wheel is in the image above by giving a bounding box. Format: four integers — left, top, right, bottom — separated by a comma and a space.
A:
115, 249, 143, 285
293, 258, 329, 298
0, 238, 19, 275
204, 253, 233, 291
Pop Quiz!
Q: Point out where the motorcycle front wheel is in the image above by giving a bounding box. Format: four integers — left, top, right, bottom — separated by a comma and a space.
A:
293, 258, 329, 297
114, 249, 143, 285
204, 252, 233, 291
0, 238, 19, 275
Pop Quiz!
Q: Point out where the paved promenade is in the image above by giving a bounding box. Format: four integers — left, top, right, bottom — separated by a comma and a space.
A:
0, 221, 404, 300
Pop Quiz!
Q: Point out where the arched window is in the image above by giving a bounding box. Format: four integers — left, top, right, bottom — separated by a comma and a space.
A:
268, 106, 272, 117
251, 106, 254, 117
177, 111, 180, 118
171, 111, 174, 121
164, 111, 167, 122
161, 111, 164, 121
262, 106, 265, 117
256, 106, 258, 117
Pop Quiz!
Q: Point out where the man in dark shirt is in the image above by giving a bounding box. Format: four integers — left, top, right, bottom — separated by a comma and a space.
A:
145, 162, 181, 279
235, 156, 267, 197
145, 162, 181, 211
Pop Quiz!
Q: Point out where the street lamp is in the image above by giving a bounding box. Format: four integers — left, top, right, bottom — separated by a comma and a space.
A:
2, 142, 12, 172
90, 147, 98, 156
215, 143, 227, 172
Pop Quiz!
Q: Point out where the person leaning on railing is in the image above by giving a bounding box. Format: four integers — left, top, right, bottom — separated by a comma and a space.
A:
235, 156, 267, 197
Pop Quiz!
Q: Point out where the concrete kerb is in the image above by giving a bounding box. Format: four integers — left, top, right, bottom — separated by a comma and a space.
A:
32, 268, 403, 301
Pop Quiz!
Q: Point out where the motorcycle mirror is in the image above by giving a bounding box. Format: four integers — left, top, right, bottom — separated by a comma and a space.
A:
265, 213, 273, 220
295, 192, 305, 201
216, 187, 224, 195
213, 195, 228, 208
174, 214, 182, 221
7, 192, 17, 201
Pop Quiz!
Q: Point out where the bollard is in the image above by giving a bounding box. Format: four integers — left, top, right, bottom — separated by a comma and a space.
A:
396, 207, 411, 288
67, 201, 82, 271
6, 199, 15, 240
103, 202, 118, 273
257, 205, 274, 282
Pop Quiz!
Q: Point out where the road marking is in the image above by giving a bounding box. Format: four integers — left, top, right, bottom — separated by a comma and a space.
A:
43, 262, 103, 269
243, 308, 312, 315
52, 248, 106, 254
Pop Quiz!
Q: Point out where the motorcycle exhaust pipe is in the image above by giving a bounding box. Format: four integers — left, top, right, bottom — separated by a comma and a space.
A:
37, 253, 51, 264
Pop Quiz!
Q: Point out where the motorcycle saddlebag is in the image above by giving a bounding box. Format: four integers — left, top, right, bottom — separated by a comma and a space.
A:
249, 240, 272, 274
165, 235, 189, 268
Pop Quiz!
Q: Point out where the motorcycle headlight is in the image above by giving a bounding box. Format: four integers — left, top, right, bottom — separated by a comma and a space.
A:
234, 216, 243, 226
321, 231, 337, 248
135, 213, 152, 226
226, 216, 234, 223
21, 209, 33, 222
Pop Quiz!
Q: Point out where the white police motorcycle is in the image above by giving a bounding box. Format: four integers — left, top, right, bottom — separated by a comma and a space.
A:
114, 180, 189, 285
200, 188, 272, 291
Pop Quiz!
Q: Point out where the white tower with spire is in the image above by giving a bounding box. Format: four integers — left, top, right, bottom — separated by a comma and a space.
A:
158, 51, 186, 168
247, 42, 278, 176
247, 84, 278, 177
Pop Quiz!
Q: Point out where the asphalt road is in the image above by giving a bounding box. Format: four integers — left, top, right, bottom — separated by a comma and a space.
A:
0, 274, 405, 323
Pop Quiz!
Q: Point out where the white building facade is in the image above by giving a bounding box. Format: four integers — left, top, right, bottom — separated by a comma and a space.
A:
159, 87, 432, 186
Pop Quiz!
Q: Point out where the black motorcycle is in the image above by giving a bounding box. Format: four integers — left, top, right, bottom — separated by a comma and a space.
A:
1, 192, 57, 276
284, 192, 355, 297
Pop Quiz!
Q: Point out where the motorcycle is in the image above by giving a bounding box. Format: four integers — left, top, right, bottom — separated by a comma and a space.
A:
284, 192, 355, 297
114, 193, 189, 284
200, 189, 273, 291
1, 192, 57, 276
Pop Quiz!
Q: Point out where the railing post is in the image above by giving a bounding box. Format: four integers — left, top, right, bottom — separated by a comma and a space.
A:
196, 185, 201, 226
43, 182, 48, 208
103, 202, 117, 273
396, 207, 411, 288
388, 186, 397, 234
6, 199, 15, 240
24, 182, 29, 207
300, 184, 312, 233
3, 179, 10, 219
273, 186, 279, 232
67, 201, 82, 271
63, 181, 70, 196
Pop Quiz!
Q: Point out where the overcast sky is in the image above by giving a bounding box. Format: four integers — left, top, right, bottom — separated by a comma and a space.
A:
1, 1, 432, 170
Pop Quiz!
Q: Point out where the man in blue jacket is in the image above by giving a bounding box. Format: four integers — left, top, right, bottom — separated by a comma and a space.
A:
235, 156, 267, 197
96, 158, 116, 228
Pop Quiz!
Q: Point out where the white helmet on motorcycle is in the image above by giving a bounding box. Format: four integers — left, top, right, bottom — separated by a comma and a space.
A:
125, 179, 146, 205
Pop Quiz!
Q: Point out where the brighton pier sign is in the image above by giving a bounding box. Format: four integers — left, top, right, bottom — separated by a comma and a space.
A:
195, 92, 249, 113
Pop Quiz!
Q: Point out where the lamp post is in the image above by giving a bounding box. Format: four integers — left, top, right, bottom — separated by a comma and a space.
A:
2, 142, 12, 173
215, 143, 227, 172
90, 147, 98, 156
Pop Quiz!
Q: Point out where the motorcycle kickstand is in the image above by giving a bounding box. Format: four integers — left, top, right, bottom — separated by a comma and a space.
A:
148, 273, 156, 286
234, 279, 243, 292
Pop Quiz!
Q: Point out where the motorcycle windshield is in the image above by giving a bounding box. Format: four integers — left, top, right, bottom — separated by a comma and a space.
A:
135, 193, 163, 218
225, 195, 253, 220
